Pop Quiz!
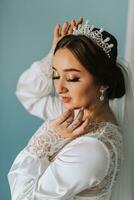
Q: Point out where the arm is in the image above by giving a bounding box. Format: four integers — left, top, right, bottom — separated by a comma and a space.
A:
15, 18, 83, 120
16, 46, 64, 120
8, 136, 110, 200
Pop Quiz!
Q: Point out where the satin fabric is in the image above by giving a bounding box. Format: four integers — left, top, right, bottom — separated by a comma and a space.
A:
8, 46, 123, 200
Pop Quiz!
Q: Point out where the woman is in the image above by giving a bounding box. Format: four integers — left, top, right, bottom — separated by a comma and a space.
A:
8, 18, 127, 200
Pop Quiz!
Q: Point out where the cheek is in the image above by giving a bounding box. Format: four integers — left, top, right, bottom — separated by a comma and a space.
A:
71, 82, 98, 103
73, 82, 94, 97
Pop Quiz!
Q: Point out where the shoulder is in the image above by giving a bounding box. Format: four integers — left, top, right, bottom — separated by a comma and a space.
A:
97, 122, 123, 147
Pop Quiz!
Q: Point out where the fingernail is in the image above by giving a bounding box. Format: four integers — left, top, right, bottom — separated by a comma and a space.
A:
76, 107, 83, 117
73, 20, 76, 25
80, 107, 84, 111
56, 24, 60, 28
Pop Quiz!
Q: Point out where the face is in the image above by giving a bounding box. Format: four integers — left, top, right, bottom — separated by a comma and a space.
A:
52, 48, 101, 110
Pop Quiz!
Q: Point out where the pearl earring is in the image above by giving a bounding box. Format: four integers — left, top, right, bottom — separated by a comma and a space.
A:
100, 90, 105, 101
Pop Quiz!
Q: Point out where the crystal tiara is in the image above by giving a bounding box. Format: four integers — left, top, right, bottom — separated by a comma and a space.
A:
72, 19, 114, 58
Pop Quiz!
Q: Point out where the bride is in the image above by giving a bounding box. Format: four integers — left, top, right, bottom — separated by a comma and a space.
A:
8, 17, 132, 200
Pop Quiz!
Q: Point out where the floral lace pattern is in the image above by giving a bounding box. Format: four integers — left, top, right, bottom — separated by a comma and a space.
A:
28, 120, 123, 199
98, 124, 123, 194
28, 120, 72, 160
78, 122, 123, 198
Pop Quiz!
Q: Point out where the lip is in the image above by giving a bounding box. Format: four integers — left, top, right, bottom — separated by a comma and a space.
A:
60, 96, 72, 103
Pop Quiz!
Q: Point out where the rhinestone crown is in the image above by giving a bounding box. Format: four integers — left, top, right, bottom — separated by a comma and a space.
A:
72, 19, 114, 58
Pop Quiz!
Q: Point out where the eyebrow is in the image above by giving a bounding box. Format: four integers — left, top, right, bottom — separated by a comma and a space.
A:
52, 66, 81, 72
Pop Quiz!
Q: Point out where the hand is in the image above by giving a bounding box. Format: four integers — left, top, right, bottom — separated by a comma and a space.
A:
52, 17, 83, 48
49, 108, 90, 139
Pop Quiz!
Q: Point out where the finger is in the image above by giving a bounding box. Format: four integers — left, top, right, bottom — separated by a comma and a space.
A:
66, 108, 84, 131
66, 110, 75, 123
72, 118, 89, 136
54, 23, 61, 38
69, 108, 84, 130
61, 21, 68, 36
68, 19, 76, 34
61, 111, 75, 128
75, 107, 84, 119
77, 16, 83, 25
55, 109, 73, 124
76, 16, 83, 28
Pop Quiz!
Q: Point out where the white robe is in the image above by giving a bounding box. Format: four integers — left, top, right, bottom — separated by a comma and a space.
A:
8, 46, 123, 200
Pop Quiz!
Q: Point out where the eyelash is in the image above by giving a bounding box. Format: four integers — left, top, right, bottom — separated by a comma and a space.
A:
52, 76, 80, 82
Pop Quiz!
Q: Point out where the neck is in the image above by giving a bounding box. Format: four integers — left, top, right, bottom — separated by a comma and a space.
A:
83, 100, 112, 122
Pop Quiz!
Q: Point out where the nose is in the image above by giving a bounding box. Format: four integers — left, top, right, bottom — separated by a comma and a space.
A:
55, 79, 68, 94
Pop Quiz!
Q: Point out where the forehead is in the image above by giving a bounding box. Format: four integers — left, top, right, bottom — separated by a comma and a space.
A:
52, 48, 87, 73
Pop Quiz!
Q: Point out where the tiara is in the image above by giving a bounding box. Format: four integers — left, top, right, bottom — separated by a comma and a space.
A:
72, 19, 114, 58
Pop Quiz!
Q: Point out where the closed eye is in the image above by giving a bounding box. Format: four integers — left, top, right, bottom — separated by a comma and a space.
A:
52, 76, 80, 82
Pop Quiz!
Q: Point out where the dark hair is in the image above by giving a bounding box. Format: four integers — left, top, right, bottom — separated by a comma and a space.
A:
53, 29, 126, 100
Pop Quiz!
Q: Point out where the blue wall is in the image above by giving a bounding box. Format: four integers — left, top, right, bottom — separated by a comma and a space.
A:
0, 0, 128, 199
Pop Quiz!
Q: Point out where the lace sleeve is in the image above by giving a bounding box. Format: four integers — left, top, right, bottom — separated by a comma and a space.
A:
27, 120, 72, 161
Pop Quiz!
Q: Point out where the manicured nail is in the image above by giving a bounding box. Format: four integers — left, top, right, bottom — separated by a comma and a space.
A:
77, 107, 83, 114
80, 107, 84, 111
72, 20, 76, 25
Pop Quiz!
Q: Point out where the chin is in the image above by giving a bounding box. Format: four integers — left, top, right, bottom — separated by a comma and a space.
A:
64, 104, 82, 110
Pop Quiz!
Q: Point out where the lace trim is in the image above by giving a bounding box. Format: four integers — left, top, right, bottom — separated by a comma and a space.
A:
81, 123, 123, 196
74, 191, 110, 199
28, 121, 72, 160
